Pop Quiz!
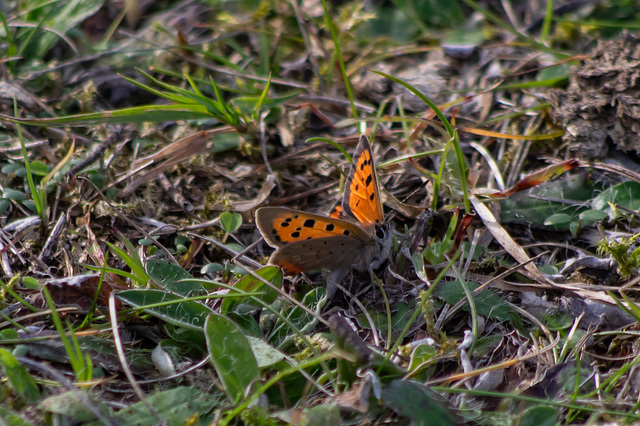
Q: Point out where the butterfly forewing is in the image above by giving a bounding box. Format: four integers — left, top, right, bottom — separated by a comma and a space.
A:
342, 135, 384, 229
256, 207, 371, 248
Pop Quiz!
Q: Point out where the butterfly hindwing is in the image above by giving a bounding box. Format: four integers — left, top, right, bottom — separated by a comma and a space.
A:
270, 236, 367, 275
255, 207, 372, 248
341, 135, 384, 229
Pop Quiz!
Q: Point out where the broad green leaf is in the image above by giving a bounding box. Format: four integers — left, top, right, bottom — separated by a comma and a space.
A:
579, 209, 608, 223
434, 281, 522, 329
205, 314, 259, 404
0, 407, 31, 426
519, 406, 559, 426
202, 263, 224, 274
537, 64, 570, 81
145, 259, 204, 296
221, 266, 281, 315
34, 0, 105, 57
29, 161, 50, 176
115, 386, 221, 424
409, 344, 437, 372
382, 380, 456, 426
117, 289, 214, 332
269, 288, 323, 346
592, 181, 640, 220
544, 213, 572, 226
3, 189, 25, 201
0, 348, 41, 403
300, 404, 340, 426
247, 336, 286, 368
39, 391, 105, 423
501, 175, 597, 230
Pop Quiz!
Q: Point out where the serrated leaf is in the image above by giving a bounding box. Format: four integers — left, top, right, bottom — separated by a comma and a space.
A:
205, 314, 259, 404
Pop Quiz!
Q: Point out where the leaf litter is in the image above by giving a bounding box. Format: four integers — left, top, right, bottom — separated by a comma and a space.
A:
1, 1, 640, 424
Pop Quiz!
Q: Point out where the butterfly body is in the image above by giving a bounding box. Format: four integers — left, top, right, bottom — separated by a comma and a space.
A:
256, 135, 390, 291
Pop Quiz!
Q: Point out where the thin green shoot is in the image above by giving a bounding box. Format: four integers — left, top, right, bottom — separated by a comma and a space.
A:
42, 286, 93, 382
541, 0, 554, 44
15, 101, 46, 222
372, 70, 470, 212
106, 242, 149, 286
77, 252, 109, 329
322, 0, 357, 120
380, 251, 462, 376
252, 72, 272, 122
0, 9, 17, 72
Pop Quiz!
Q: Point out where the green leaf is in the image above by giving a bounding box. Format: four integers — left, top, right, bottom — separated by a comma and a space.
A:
519, 406, 560, 426
382, 380, 456, 426
434, 281, 523, 329
115, 386, 221, 424
107, 242, 148, 285
145, 258, 204, 297
300, 404, 341, 426
411, 252, 428, 283
38, 391, 105, 422
409, 344, 437, 372
29, 161, 50, 176
544, 213, 572, 226
3, 189, 26, 201
592, 181, 640, 220
246, 336, 286, 368
0, 348, 41, 403
117, 289, 214, 332
202, 263, 224, 274
221, 266, 281, 315
0, 406, 31, 426
537, 64, 570, 81
205, 314, 260, 404
34, 0, 105, 57
501, 174, 597, 230
220, 211, 243, 234
579, 209, 608, 223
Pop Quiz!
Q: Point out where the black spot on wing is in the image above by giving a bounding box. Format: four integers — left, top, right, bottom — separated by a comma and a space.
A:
303, 219, 315, 228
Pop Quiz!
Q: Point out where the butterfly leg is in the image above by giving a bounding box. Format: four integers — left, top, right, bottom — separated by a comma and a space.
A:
324, 267, 349, 304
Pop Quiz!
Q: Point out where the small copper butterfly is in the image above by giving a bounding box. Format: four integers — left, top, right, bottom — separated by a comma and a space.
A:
256, 135, 392, 294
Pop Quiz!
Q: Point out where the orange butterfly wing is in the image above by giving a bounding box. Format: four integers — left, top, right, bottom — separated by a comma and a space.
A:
341, 134, 384, 229
255, 207, 373, 274
256, 207, 372, 246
